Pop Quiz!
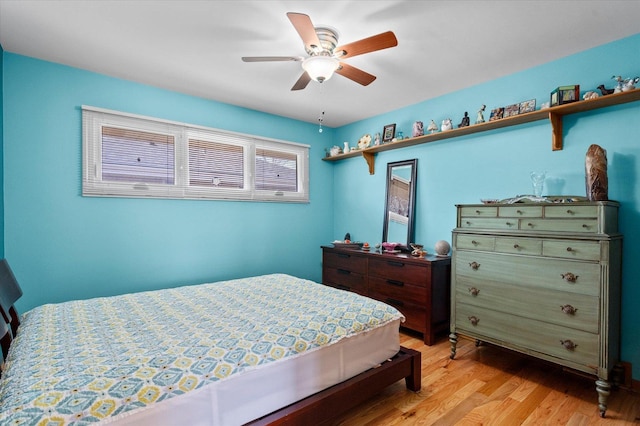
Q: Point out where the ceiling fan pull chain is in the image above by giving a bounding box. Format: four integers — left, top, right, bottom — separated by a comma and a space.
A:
318, 111, 325, 133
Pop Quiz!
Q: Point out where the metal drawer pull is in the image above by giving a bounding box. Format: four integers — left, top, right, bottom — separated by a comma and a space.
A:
469, 261, 481, 270
386, 279, 404, 287
471, 240, 479, 245
566, 247, 574, 252
337, 269, 351, 275
338, 254, 350, 258
386, 298, 404, 307
561, 272, 579, 283
513, 244, 520, 249
387, 261, 405, 267
582, 224, 589, 228
468, 287, 480, 296
566, 209, 574, 215
527, 222, 534, 227
505, 221, 513, 226
560, 339, 577, 350
475, 210, 481, 214
516, 210, 523, 214
560, 304, 578, 315
466, 221, 472, 226
468, 316, 479, 326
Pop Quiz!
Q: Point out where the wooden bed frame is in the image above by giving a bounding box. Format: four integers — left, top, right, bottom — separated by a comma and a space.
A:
248, 346, 421, 425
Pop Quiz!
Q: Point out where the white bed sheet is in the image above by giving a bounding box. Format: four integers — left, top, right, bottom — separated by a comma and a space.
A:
103, 317, 402, 426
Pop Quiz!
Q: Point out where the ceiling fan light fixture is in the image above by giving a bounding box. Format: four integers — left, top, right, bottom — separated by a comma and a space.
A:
302, 56, 339, 83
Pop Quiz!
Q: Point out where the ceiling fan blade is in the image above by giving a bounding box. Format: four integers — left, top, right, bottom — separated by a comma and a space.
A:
335, 31, 398, 59
291, 72, 312, 91
287, 12, 322, 52
336, 63, 376, 86
242, 56, 303, 62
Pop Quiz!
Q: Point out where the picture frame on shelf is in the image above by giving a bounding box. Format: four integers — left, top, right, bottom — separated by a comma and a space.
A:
382, 124, 396, 142
550, 85, 579, 106
489, 107, 504, 121
519, 99, 536, 113
504, 103, 520, 118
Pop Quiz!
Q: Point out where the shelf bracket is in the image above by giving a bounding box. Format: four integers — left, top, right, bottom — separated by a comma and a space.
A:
362, 151, 376, 175
548, 112, 563, 151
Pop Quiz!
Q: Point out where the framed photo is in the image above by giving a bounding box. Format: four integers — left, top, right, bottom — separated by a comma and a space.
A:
382, 124, 396, 142
489, 107, 504, 121
519, 99, 536, 114
504, 103, 520, 118
550, 85, 579, 106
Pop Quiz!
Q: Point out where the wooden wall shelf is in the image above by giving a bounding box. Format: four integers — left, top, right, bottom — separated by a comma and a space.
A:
323, 89, 640, 174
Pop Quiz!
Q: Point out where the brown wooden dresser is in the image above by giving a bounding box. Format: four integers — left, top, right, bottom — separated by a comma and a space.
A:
322, 246, 451, 345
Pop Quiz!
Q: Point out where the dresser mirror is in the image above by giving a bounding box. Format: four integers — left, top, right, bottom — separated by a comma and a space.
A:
382, 159, 417, 249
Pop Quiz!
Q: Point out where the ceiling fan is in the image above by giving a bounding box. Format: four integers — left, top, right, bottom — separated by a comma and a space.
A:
242, 12, 398, 91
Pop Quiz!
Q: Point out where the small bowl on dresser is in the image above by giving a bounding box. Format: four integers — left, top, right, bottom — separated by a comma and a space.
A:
381, 242, 399, 253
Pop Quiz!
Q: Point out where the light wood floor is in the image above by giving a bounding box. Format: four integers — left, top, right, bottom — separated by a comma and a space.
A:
333, 332, 640, 425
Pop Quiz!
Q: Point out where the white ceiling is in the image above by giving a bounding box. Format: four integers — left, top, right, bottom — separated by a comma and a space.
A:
1, 1, 639, 128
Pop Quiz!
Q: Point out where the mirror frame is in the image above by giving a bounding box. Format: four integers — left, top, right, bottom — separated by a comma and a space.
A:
382, 159, 417, 250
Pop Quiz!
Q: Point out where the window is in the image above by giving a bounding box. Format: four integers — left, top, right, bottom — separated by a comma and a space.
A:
82, 106, 309, 202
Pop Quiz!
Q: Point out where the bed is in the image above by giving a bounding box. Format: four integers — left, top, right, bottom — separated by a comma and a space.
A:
0, 273, 421, 425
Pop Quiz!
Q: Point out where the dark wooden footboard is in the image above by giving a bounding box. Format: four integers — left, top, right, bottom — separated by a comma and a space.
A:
247, 346, 421, 425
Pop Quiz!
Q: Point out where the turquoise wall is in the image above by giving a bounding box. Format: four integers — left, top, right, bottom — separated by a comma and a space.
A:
333, 33, 640, 378
2, 33, 640, 379
2, 54, 334, 312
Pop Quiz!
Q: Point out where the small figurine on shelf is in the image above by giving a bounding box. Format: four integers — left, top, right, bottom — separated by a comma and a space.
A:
458, 112, 470, 128
427, 120, 438, 133
412, 121, 424, 137
374, 132, 381, 145
597, 84, 614, 96
441, 118, 453, 131
476, 105, 486, 124
583, 91, 599, 100
623, 77, 639, 92
612, 76, 624, 93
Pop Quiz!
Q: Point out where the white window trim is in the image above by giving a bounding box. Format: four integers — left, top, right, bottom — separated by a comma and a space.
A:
82, 106, 310, 202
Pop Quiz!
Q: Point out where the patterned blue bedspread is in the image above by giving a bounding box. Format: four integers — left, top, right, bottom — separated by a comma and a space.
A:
0, 274, 403, 425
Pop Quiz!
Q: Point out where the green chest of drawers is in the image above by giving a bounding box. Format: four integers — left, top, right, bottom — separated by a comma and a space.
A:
449, 202, 622, 417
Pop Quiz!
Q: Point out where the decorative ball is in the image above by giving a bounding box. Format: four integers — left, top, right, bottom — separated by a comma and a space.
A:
435, 240, 451, 256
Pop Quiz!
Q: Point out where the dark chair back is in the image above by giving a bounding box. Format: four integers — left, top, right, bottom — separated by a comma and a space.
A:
0, 317, 11, 378
0, 259, 23, 336
0, 318, 10, 361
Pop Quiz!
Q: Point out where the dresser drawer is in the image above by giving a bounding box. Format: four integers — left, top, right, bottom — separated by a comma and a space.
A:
523, 218, 599, 233
543, 240, 601, 261
455, 303, 598, 368
455, 251, 600, 296
381, 298, 425, 334
499, 205, 543, 218
544, 205, 598, 218
323, 251, 366, 274
323, 267, 367, 295
494, 237, 542, 255
370, 276, 426, 304
459, 206, 497, 217
456, 234, 495, 251
459, 217, 519, 230
368, 258, 428, 287
454, 280, 599, 333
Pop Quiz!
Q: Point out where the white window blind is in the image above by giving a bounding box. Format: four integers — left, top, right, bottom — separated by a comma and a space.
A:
102, 127, 175, 185
255, 148, 297, 192
82, 106, 309, 202
189, 139, 244, 189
